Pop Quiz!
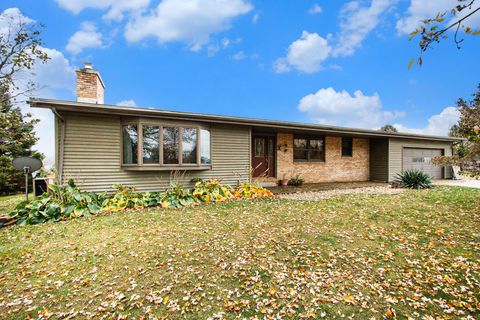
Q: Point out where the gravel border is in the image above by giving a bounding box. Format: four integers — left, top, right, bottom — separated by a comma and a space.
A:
277, 186, 405, 201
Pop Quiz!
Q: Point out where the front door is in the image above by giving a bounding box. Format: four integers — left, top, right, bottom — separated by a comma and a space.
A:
252, 136, 275, 178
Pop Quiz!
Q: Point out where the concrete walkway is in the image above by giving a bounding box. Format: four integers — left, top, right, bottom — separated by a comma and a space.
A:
435, 178, 480, 189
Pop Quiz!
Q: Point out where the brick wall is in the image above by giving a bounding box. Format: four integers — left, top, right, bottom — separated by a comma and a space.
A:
76, 69, 104, 104
276, 133, 370, 183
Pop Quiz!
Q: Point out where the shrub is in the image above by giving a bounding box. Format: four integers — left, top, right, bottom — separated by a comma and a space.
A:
233, 182, 273, 199
102, 185, 146, 211
288, 175, 304, 186
161, 181, 197, 208
192, 179, 234, 203
4, 179, 274, 227
395, 169, 434, 189
8, 179, 105, 225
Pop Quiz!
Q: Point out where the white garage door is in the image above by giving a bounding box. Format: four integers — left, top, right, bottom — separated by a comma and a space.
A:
402, 148, 443, 179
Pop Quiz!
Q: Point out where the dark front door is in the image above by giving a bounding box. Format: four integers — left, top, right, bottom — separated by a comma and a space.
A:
252, 135, 275, 178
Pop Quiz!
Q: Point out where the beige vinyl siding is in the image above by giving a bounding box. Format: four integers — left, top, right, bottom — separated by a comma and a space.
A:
59, 111, 250, 192
369, 138, 389, 182
388, 138, 453, 181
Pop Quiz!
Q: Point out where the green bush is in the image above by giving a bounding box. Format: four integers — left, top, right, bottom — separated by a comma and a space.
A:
161, 181, 197, 208
395, 169, 434, 189
8, 179, 105, 225
288, 175, 304, 186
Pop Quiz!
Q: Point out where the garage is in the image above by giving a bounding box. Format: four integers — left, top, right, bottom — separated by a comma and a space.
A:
402, 148, 443, 179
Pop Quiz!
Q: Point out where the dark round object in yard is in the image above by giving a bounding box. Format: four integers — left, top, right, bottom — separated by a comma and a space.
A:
12, 157, 42, 172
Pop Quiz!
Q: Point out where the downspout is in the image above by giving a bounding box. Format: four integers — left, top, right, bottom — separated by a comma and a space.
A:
52, 108, 65, 185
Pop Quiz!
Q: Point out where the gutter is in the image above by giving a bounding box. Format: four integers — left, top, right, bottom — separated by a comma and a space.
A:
52, 107, 65, 184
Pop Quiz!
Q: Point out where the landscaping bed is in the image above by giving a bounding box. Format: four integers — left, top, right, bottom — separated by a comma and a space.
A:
1, 186, 479, 319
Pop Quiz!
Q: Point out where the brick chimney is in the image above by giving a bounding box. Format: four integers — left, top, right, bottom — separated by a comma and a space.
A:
75, 62, 105, 104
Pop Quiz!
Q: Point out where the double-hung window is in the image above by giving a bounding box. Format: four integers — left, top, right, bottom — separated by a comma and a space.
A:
122, 120, 211, 169
293, 136, 325, 162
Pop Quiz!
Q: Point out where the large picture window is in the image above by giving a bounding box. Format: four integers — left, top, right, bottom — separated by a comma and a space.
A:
122, 121, 211, 169
293, 136, 325, 162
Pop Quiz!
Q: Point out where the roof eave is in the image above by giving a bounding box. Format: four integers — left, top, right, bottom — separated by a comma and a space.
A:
28, 98, 463, 143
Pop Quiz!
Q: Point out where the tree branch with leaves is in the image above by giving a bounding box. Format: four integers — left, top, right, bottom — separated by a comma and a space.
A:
409, 0, 480, 68
0, 9, 49, 104
0, 9, 49, 194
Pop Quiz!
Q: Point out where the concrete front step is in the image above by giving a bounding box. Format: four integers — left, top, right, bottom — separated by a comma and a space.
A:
256, 181, 278, 188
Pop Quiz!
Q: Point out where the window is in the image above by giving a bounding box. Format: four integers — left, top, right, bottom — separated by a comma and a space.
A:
123, 125, 138, 164
200, 129, 211, 164
122, 121, 211, 168
142, 126, 159, 163
413, 157, 431, 163
182, 128, 197, 164
163, 127, 179, 164
254, 138, 265, 157
293, 136, 325, 162
342, 137, 353, 157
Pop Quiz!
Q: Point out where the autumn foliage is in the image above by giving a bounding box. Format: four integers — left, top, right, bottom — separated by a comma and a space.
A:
3, 179, 274, 226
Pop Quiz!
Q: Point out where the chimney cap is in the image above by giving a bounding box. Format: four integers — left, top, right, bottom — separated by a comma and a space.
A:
83, 62, 93, 69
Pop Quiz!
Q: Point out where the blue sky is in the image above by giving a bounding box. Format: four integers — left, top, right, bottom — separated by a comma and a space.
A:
2, 0, 480, 164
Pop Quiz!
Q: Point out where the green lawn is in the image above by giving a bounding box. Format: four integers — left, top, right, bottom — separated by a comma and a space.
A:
1, 187, 479, 319
0, 194, 29, 215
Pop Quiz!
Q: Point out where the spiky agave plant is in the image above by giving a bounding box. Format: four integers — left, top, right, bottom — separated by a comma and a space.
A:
395, 169, 434, 189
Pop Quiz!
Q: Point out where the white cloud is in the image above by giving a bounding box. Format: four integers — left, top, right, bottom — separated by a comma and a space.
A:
333, 0, 393, 57
0, 8, 34, 35
308, 4, 323, 15
221, 37, 230, 48
124, 0, 253, 51
32, 48, 76, 92
393, 107, 460, 136
232, 51, 247, 60
275, 1, 393, 73
116, 99, 138, 107
55, 0, 151, 21
274, 31, 332, 73
24, 48, 75, 168
66, 21, 103, 54
206, 37, 233, 57
396, 0, 480, 35
298, 87, 404, 128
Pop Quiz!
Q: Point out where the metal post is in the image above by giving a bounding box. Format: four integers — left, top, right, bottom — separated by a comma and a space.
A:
25, 173, 28, 202
23, 167, 30, 202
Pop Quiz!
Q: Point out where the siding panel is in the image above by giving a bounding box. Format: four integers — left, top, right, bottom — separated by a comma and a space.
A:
388, 138, 453, 181
60, 112, 250, 192
370, 138, 389, 182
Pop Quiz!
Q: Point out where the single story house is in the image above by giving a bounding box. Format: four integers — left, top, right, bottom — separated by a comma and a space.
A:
29, 64, 460, 192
